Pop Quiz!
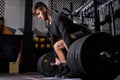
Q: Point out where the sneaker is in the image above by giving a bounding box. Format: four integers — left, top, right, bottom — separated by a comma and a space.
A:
55, 65, 70, 78
64, 71, 77, 78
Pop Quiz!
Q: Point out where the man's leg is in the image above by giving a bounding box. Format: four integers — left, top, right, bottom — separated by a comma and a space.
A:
53, 40, 70, 77
54, 39, 68, 64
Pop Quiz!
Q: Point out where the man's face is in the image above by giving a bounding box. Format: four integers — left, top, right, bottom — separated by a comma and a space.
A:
35, 7, 48, 21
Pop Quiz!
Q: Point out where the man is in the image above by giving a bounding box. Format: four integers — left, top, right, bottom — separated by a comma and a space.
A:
33, 1, 92, 77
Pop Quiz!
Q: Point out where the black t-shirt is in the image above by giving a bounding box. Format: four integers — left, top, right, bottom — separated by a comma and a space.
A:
47, 12, 91, 48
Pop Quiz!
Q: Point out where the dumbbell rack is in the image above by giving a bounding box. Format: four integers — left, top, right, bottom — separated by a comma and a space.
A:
33, 36, 52, 58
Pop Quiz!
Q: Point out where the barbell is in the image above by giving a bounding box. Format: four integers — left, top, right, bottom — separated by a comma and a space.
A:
37, 32, 120, 79
67, 32, 119, 79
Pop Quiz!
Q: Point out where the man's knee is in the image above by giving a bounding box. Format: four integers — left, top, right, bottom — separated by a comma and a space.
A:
53, 40, 65, 50
53, 42, 58, 50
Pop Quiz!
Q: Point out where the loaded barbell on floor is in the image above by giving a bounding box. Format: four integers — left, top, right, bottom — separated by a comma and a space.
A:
67, 32, 120, 79
37, 32, 120, 79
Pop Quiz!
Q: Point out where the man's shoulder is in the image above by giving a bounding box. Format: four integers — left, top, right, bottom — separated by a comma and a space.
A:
52, 12, 62, 18
52, 12, 62, 22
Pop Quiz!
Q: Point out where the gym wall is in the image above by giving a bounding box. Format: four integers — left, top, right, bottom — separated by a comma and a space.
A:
0, 0, 24, 72
0, 0, 5, 17
4, 0, 25, 35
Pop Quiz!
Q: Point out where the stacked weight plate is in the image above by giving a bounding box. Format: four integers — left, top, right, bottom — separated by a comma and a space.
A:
67, 32, 119, 79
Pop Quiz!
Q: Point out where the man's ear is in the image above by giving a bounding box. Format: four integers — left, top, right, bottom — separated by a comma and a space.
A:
41, 7, 47, 12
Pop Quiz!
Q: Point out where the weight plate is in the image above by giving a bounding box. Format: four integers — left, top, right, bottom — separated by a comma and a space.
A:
37, 52, 58, 77
68, 32, 118, 79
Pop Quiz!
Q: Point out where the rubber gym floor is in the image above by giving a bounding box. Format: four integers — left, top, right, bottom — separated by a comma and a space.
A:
0, 72, 120, 80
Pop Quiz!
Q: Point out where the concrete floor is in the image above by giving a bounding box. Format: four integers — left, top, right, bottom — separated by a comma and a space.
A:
0, 72, 120, 80
0, 72, 81, 80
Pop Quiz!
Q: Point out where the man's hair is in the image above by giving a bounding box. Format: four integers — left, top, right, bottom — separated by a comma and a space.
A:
33, 1, 48, 15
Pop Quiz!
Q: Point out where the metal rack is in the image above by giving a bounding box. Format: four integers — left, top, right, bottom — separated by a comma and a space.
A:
72, 0, 118, 36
